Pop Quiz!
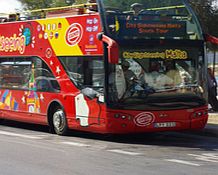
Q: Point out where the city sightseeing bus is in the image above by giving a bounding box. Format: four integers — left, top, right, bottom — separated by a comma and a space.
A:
0, 0, 210, 135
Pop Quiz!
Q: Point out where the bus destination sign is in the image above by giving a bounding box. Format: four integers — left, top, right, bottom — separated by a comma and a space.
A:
119, 20, 186, 38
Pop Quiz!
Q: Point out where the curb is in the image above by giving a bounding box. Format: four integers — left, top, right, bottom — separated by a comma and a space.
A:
208, 113, 218, 124
203, 114, 218, 137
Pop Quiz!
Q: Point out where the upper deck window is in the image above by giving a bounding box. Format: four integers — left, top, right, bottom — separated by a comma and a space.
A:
101, 0, 203, 40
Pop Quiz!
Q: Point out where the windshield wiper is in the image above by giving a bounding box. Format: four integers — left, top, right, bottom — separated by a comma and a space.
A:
115, 93, 205, 108
112, 101, 203, 110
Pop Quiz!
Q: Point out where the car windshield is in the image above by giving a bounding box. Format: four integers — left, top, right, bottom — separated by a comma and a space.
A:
101, 0, 203, 40
107, 46, 207, 110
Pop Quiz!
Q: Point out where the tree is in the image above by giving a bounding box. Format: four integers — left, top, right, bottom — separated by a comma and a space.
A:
74, 0, 86, 4
189, 0, 218, 37
18, 0, 53, 9
17, 0, 76, 10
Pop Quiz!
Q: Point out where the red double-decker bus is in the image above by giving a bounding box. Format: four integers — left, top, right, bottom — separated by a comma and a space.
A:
0, 0, 212, 135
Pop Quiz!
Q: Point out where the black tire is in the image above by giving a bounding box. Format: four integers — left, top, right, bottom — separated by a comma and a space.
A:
0, 119, 5, 124
52, 107, 68, 135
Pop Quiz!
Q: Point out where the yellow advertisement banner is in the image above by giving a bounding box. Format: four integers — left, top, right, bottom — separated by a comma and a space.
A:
37, 18, 83, 56
123, 49, 188, 60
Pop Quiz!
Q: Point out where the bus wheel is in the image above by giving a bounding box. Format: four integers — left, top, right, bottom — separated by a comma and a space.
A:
52, 108, 68, 135
0, 119, 5, 124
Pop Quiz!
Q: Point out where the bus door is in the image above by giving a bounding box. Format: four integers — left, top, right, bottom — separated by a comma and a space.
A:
58, 56, 105, 127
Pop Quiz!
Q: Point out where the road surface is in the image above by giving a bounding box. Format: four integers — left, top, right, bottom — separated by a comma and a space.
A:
0, 120, 217, 175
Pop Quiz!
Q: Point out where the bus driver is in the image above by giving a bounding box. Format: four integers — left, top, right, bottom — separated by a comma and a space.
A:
121, 61, 137, 88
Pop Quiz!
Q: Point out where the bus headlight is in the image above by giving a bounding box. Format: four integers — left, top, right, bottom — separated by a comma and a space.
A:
191, 110, 208, 118
114, 113, 132, 120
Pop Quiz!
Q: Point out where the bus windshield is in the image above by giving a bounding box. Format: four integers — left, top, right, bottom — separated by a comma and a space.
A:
101, 0, 203, 40
107, 45, 207, 110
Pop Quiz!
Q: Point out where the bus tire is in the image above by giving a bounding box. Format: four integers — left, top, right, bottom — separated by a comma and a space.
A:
0, 119, 5, 124
52, 107, 68, 135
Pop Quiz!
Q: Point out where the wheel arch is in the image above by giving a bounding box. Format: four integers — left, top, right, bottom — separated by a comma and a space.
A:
47, 100, 66, 133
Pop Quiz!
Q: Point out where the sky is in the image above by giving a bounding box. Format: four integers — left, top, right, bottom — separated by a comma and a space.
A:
0, 0, 217, 14
212, 1, 218, 9
0, 0, 22, 14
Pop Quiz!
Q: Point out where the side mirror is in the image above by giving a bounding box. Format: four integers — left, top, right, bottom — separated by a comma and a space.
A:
81, 87, 98, 99
98, 33, 119, 64
204, 34, 218, 45
81, 87, 105, 103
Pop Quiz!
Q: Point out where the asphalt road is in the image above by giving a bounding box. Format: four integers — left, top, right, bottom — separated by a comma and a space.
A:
0, 120, 218, 175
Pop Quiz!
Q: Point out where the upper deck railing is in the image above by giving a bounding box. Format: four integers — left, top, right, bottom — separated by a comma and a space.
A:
0, 3, 98, 23
98, 0, 204, 41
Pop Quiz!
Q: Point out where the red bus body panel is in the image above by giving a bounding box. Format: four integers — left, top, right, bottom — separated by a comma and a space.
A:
0, 13, 208, 134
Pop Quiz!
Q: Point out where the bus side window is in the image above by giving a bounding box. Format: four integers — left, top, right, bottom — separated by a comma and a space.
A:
58, 56, 104, 91
92, 60, 105, 87
0, 57, 31, 90
32, 57, 60, 92
35, 77, 60, 92
0, 56, 60, 92
36, 78, 50, 92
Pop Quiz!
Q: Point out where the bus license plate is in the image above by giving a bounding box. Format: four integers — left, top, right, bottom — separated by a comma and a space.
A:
154, 122, 176, 128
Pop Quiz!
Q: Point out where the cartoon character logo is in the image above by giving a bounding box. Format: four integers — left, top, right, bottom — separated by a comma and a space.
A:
25, 63, 40, 113
65, 23, 83, 46
75, 94, 89, 126
26, 91, 40, 113
75, 93, 102, 127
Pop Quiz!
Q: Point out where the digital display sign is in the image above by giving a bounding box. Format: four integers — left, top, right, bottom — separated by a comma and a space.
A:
117, 19, 186, 38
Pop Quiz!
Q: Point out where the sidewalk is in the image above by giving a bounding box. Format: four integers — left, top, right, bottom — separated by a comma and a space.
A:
208, 112, 218, 124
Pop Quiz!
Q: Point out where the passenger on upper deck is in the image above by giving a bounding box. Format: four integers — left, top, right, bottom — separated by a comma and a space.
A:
127, 3, 143, 20
86, 0, 98, 13
8, 13, 20, 21
0, 17, 8, 23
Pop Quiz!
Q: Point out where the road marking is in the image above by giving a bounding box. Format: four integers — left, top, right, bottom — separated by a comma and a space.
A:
188, 153, 218, 163
0, 130, 42, 139
165, 159, 201, 166
107, 149, 141, 156
61, 141, 90, 147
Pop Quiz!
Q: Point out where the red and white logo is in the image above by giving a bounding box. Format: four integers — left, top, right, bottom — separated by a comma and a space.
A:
46, 48, 52, 58
66, 23, 83, 46
134, 112, 155, 127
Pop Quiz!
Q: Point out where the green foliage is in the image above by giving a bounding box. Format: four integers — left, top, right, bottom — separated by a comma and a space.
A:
74, 0, 86, 4
189, 0, 218, 36
18, 0, 53, 9
103, 0, 183, 10
18, 0, 76, 10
